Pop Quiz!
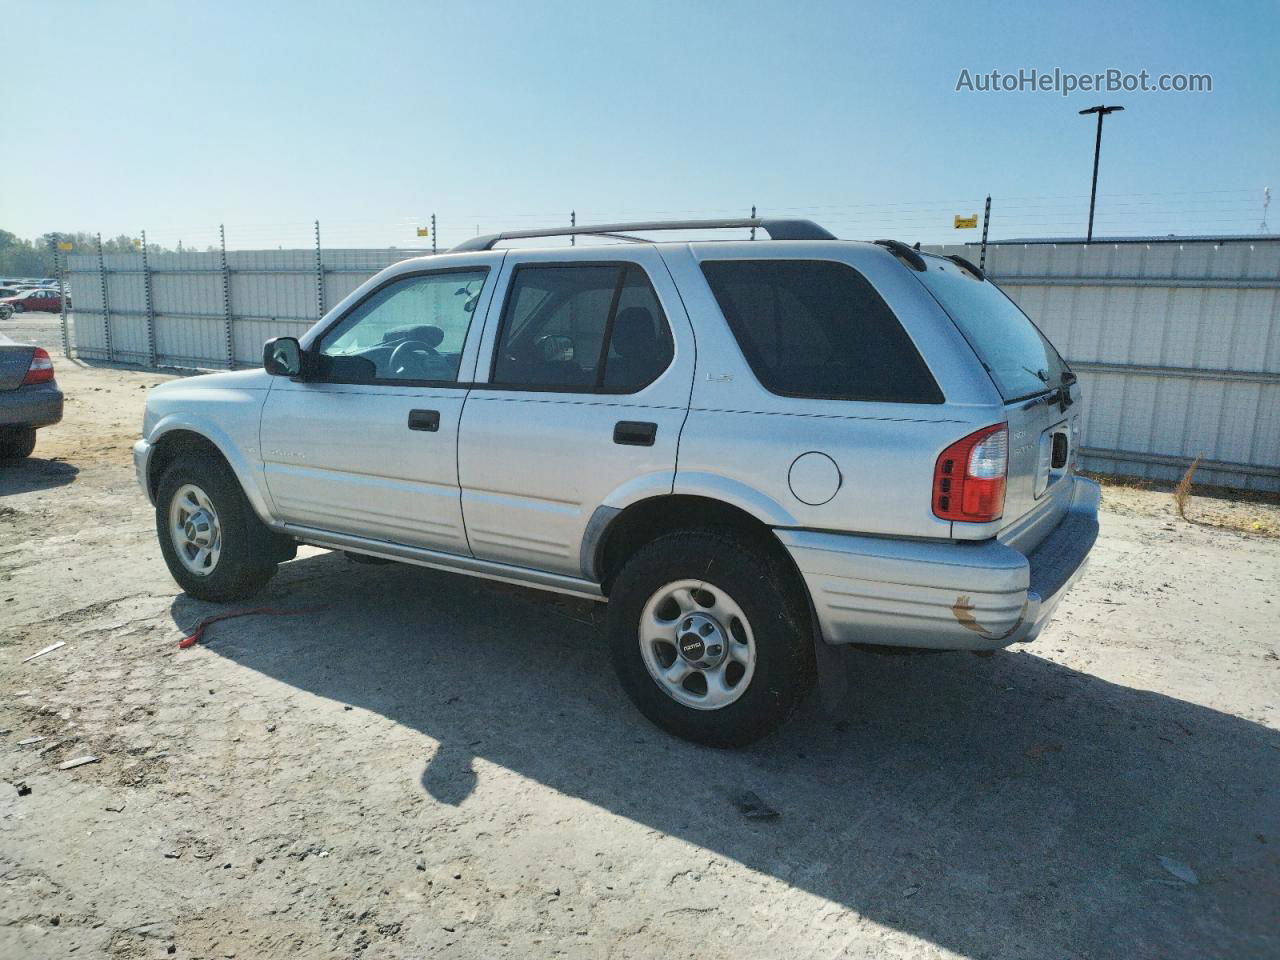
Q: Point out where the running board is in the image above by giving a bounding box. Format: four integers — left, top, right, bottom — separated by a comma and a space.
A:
285, 525, 606, 602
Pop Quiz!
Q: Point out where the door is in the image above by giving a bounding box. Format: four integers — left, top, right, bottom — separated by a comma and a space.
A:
260, 257, 501, 554
458, 247, 694, 579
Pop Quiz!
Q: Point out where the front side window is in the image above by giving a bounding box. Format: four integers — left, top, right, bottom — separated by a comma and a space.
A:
318, 269, 487, 383
492, 264, 672, 391
700, 259, 943, 403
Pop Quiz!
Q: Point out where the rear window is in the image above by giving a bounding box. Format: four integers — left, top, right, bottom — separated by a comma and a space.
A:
914, 258, 1069, 403
700, 260, 943, 404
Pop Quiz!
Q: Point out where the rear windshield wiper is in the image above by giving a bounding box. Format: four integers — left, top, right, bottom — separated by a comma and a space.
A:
1022, 365, 1050, 384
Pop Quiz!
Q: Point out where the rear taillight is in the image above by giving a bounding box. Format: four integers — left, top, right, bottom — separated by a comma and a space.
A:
22, 348, 54, 385
933, 423, 1008, 523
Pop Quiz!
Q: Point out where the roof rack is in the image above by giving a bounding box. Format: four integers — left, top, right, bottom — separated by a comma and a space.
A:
874, 239, 926, 271
945, 253, 985, 280
450, 218, 836, 253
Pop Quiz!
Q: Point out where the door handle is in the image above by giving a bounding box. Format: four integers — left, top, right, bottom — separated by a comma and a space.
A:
613, 420, 657, 446
407, 409, 440, 432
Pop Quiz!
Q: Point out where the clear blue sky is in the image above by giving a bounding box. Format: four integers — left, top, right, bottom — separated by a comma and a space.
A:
5, 0, 1277, 250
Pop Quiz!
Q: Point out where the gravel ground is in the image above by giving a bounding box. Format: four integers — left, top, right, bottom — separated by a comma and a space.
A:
2, 341, 1278, 959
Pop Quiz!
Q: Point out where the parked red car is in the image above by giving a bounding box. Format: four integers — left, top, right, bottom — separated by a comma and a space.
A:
0, 288, 68, 317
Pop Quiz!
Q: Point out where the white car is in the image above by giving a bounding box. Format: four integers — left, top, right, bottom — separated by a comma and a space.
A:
135, 218, 1098, 745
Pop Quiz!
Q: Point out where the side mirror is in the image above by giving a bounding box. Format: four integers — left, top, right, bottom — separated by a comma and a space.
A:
263, 337, 303, 377
536, 334, 575, 364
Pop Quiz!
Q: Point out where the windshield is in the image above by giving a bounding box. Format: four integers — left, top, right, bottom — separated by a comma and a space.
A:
914, 256, 1069, 402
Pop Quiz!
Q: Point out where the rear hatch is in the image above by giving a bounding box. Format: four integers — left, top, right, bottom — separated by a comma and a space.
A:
0, 336, 36, 391
913, 256, 1081, 552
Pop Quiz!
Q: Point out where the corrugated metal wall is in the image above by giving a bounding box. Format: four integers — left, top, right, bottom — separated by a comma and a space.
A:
923, 239, 1280, 490
65, 238, 1280, 491
65, 248, 422, 368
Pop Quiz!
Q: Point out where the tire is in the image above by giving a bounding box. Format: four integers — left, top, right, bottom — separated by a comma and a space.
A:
0, 304, 13, 320
0, 427, 37, 461
155, 451, 279, 602
607, 530, 816, 747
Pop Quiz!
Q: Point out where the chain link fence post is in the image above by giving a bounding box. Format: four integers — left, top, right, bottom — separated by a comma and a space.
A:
979, 195, 992, 271
96, 232, 114, 362
313, 220, 325, 320
140, 229, 157, 367
220, 224, 235, 368
52, 237, 70, 357
431, 214, 437, 255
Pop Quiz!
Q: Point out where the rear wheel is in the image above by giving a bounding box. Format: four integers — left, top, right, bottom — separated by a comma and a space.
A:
156, 452, 279, 601
0, 427, 37, 461
607, 530, 815, 747
0, 304, 13, 320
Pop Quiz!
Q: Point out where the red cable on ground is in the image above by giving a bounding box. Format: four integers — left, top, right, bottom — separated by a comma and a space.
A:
177, 605, 331, 649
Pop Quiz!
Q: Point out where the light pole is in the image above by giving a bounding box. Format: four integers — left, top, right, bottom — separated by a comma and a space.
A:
1078, 104, 1123, 241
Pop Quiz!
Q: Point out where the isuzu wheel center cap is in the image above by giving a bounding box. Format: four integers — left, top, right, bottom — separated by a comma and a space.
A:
185, 510, 213, 545
677, 613, 726, 668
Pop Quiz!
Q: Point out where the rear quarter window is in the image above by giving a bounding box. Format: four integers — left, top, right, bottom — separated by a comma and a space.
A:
700, 259, 943, 404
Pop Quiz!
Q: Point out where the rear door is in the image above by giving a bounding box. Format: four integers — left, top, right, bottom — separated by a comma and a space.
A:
457, 246, 693, 579
913, 256, 1082, 545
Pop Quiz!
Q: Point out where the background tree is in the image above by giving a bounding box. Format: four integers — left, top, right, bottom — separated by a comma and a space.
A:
0, 229, 179, 278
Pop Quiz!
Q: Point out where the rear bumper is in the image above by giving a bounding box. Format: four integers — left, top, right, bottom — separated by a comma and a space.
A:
0, 382, 63, 429
778, 476, 1100, 651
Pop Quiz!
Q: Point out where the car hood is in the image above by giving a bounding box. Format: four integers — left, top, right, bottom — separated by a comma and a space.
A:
149, 367, 274, 397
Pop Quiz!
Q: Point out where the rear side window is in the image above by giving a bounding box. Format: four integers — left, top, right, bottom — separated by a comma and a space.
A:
914, 258, 1069, 403
700, 260, 943, 403
493, 264, 673, 392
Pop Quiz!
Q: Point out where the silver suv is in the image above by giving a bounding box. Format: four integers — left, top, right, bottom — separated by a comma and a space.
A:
134, 219, 1098, 746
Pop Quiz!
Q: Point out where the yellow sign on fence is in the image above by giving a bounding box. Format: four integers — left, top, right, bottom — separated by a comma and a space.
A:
57, 241, 73, 251
416, 227, 430, 237
954, 215, 978, 229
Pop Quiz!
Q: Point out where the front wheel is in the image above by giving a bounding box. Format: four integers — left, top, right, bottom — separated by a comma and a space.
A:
156, 453, 279, 602
0, 304, 13, 320
607, 531, 816, 747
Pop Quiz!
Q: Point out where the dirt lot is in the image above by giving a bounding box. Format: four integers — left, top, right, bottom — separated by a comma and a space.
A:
3, 332, 1279, 959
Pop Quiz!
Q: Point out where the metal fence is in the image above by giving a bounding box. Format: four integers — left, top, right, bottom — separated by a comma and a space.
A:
64, 235, 1280, 491
923, 237, 1280, 491
65, 245, 421, 369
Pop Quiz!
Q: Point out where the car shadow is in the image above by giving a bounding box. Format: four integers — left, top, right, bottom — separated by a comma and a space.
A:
66, 357, 204, 378
171, 551, 1279, 959
0, 457, 79, 495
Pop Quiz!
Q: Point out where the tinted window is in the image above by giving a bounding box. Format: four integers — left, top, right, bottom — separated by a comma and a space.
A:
319, 269, 487, 382
913, 257, 1068, 402
493, 264, 672, 391
700, 260, 943, 403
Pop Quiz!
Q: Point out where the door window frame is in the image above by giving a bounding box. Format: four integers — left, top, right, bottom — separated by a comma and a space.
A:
308, 265, 492, 388
480, 260, 675, 395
